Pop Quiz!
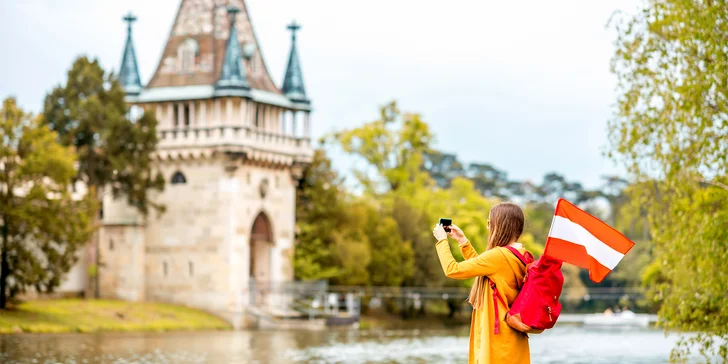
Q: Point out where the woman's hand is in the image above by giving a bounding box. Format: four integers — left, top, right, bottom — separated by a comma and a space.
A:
433, 224, 448, 242
448, 224, 469, 245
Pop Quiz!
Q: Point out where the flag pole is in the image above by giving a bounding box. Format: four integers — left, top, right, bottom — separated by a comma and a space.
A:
543, 199, 560, 258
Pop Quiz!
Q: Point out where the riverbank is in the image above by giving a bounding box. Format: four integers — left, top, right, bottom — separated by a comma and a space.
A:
0, 299, 231, 334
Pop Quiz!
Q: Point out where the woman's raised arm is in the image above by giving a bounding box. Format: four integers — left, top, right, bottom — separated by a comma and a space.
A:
446, 224, 479, 260
435, 239, 501, 279
459, 241, 479, 260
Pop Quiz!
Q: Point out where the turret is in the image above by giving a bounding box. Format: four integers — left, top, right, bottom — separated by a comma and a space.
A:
215, 6, 251, 95
281, 20, 309, 104
118, 12, 142, 96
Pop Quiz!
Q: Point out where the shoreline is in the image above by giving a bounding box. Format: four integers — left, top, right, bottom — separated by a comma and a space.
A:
0, 299, 231, 334
1, 299, 664, 335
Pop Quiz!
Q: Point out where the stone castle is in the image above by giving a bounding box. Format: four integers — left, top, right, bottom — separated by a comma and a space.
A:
60, 0, 312, 328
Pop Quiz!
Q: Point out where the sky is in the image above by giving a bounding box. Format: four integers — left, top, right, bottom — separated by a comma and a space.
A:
0, 0, 641, 189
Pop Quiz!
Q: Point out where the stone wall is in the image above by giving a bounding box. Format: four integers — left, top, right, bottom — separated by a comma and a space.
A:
98, 225, 145, 301
91, 155, 297, 324
141, 158, 231, 314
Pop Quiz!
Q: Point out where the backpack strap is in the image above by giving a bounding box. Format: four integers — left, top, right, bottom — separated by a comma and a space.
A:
491, 246, 534, 335
489, 279, 507, 335
504, 245, 533, 266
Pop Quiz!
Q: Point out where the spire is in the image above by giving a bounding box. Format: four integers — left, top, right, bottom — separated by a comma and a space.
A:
282, 20, 309, 104
215, 6, 250, 94
119, 12, 142, 96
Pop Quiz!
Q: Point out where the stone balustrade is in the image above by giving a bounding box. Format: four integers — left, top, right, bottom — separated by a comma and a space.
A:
157, 125, 312, 159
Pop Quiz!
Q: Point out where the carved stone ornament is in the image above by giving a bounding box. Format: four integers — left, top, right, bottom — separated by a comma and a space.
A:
259, 178, 269, 199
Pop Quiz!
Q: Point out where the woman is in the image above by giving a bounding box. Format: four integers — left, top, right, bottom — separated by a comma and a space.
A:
433, 202, 530, 364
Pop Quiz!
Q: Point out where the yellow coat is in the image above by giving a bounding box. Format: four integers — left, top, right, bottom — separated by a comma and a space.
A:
435, 239, 530, 364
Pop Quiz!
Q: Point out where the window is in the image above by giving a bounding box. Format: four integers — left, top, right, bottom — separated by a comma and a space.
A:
163, 261, 168, 277
183, 104, 190, 128
109, 239, 114, 251
189, 261, 194, 277
171, 171, 187, 184
254, 105, 261, 128
292, 111, 299, 136
178, 38, 199, 74
173, 104, 179, 128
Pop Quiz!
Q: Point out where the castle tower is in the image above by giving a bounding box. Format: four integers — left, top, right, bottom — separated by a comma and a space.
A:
99, 0, 313, 327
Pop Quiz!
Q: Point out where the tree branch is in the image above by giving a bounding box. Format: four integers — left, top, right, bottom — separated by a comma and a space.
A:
696, 177, 728, 191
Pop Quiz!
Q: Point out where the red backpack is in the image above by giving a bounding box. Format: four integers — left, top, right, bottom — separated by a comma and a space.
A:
490, 246, 564, 335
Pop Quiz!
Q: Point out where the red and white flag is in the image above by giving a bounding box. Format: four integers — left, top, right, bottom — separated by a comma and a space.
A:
543, 198, 635, 283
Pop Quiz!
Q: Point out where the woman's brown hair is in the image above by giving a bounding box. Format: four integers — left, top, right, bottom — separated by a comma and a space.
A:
467, 202, 524, 309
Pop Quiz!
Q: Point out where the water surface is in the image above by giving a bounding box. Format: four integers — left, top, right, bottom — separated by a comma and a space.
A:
0, 325, 708, 363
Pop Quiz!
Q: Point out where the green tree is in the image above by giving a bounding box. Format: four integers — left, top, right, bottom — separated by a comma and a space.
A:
390, 196, 441, 287
422, 151, 464, 189
295, 149, 414, 286
334, 101, 433, 193
332, 102, 566, 290
331, 102, 431, 286
611, 1, 728, 360
294, 150, 371, 285
598, 175, 630, 228
539, 172, 589, 205
467, 163, 510, 198
0, 98, 96, 308
403, 177, 498, 288
522, 202, 553, 246
42, 57, 165, 296
365, 211, 414, 287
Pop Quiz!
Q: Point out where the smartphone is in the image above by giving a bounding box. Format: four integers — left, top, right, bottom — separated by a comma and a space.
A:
439, 218, 452, 233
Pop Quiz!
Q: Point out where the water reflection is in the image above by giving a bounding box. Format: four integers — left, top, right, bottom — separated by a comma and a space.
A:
0, 326, 710, 364
0, 331, 295, 364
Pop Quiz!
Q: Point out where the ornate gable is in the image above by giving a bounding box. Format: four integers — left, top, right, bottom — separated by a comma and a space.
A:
146, 0, 279, 93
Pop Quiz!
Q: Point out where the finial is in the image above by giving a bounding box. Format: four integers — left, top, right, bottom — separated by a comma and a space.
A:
227, 6, 241, 24
287, 20, 301, 40
123, 11, 137, 31
215, 5, 250, 93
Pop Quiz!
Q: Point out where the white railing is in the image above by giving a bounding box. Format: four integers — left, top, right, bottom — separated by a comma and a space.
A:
157, 126, 312, 156
244, 280, 361, 320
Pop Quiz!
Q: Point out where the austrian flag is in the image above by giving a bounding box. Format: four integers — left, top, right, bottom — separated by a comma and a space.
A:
543, 199, 635, 283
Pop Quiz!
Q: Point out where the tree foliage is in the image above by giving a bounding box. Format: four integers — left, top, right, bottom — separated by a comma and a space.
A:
296, 100, 653, 318
333, 101, 432, 194
0, 98, 96, 308
42, 56, 164, 215
294, 149, 371, 285
294, 149, 413, 286
611, 0, 728, 360
422, 151, 465, 189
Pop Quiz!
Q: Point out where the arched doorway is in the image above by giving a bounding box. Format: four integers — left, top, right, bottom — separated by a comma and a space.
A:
250, 212, 273, 284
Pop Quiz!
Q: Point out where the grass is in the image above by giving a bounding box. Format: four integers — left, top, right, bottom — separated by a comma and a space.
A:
0, 299, 232, 334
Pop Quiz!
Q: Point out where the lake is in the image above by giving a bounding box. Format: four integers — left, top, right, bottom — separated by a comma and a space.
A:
0, 325, 708, 363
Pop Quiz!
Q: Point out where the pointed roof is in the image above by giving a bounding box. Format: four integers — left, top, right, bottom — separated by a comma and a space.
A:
282, 20, 309, 104
146, 0, 278, 93
119, 12, 142, 96
216, 6, 250, 94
